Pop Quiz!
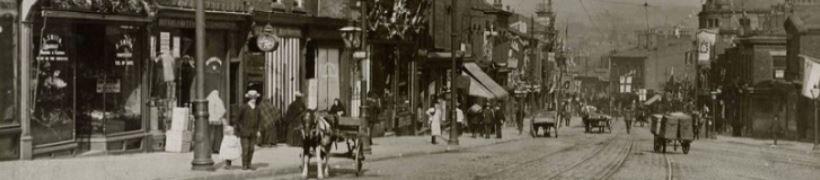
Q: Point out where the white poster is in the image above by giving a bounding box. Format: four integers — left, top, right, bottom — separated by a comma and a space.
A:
801, 57, 820, 98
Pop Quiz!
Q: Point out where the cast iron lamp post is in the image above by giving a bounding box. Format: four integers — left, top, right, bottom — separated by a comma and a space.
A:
341, 1, 371, 153
191, 0, 213, 171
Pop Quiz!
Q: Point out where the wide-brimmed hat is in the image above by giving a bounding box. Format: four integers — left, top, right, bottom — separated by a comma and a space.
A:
245, 90, 261, 98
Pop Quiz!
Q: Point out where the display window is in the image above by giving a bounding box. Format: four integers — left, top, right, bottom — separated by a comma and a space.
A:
0, 14, 15, 128
33, 21, 145, 145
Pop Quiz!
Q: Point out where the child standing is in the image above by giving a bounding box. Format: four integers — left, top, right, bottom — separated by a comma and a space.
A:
219, 119, 241, 169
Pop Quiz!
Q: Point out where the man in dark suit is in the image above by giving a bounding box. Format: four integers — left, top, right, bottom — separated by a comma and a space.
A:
482, 101, 495, 139
230, 90, 263, 170
494, 102, 505, 139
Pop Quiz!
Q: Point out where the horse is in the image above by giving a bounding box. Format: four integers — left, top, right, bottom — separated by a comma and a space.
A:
299, 110, 334, 178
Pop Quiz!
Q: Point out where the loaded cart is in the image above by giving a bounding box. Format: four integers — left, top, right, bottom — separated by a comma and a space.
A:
651, 112, 695, 154
583, 113, 612, 133
530, 111, 558, 138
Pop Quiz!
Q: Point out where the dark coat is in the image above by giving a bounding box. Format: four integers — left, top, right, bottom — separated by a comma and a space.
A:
482, 108, 495, 124
231, 103, 262, 138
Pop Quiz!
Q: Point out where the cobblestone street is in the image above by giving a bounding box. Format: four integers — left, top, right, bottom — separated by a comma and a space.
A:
266, 117, 820, 180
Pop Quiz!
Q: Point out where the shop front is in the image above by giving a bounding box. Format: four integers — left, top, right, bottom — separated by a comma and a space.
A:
152, 0, 251, 152
0, 0, 18, 161
28, 1, 152, 157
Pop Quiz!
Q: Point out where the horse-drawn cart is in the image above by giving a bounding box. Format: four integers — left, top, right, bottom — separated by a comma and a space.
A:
583, 113, 612, 133
333, 116, 367, 175
650, 112, 695, 154
530, 111, 558, 138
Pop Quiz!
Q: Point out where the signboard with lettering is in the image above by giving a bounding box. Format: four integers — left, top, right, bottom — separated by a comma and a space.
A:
37, 34, 69, 62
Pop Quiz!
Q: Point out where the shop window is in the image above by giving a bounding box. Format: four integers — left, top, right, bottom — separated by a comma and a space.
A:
0, 15, 16, 127
33, 23, 144, 146
32, 25, 76, 146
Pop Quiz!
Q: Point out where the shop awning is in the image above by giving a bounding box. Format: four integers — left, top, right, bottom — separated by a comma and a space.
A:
644, 94, 662, 105
464, 72, 495, 99
464, 63, 510, 98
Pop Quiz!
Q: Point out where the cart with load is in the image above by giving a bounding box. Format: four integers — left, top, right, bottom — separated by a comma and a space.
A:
530, 111, 558, 138
650, 112, 695, 154
583, 112, 612, 133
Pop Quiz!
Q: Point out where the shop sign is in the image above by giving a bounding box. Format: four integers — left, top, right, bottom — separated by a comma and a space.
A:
37, 34, 69, 62
115, 34, 135, 66
96, 79, 121, 93
43, 0, 147, 15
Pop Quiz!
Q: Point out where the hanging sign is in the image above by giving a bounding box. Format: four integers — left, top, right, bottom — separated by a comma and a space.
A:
37, 34, 69, 62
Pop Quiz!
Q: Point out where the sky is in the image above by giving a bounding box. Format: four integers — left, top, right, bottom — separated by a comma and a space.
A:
504, 0, 703, 56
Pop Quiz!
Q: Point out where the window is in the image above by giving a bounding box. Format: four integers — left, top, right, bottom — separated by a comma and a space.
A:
0, 15, 15, 128
773, 55, 786, 79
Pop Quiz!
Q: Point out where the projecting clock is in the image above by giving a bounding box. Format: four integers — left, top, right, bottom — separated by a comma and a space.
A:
250, 33, 280, 52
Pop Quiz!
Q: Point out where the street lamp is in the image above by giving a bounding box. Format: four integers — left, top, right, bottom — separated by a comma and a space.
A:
812, 86, 820, 152
191, 0, 214, 171
709, 89, 721, 139
340, 16, 371, 154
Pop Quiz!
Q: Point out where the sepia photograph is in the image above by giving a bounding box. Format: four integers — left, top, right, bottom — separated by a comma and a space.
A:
0, 0, 819, 179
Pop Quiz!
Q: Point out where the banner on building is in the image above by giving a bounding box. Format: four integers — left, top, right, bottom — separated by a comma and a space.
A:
801, 56, 820, 98
696, 29, 717, 65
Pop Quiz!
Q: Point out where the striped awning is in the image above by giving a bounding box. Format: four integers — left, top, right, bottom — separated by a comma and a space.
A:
464, 63, 509, 98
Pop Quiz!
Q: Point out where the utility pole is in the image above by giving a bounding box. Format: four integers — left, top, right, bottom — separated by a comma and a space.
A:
191, 0, 213, 171
449, 0, 460, 145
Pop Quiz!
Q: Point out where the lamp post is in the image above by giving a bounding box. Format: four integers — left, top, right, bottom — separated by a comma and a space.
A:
448, 0, 459, 145
191, 0, 214, 171
342, 0, 371, 153
811, 86, 819, 152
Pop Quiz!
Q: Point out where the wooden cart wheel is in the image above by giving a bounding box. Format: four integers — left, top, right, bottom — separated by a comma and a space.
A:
661, 139, 667, 153
355, 138, 364, 176
530, 120, 537, 137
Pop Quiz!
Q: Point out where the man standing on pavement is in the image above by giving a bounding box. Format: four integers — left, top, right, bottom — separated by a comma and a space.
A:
482, 101, 495, 139
230, 90, 263, 170
426, 99, 443, 144
468, 102, 483, 138
494, 101, 504, 139
516, 103, 525, 135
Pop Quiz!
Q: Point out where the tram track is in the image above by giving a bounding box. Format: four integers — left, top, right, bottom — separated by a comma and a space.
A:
545, 135, 633, 180
474, 135, 619, 180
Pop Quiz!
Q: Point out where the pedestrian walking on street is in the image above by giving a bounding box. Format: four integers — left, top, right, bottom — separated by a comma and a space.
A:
257, 97, 280, 147
482, 102, 495, 139
468, 103, 483, 138
426, 100, 443, 144
285, 92, 307, 146
516, 105, 525, 135
230, 90, 263, 170
494, 102, 504, 139
456, 103, 466, 137
219, 119, 241, 170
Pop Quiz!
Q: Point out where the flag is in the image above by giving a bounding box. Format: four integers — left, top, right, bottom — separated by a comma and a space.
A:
696, 29, 717, 64
802, 56, 820, 98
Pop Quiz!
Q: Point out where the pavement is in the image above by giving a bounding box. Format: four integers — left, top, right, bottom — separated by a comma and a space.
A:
715, 135, 819, 154
0, 126, 528, 180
